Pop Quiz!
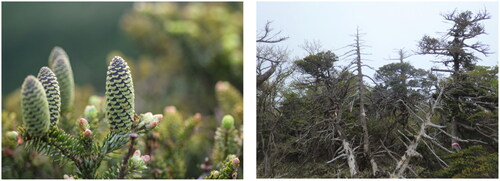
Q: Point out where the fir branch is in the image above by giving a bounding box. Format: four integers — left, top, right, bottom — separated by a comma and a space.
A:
100, 132, 130, 155
22, 127, 83, 166
212, 115, 239, 165
205, 154, 240, 179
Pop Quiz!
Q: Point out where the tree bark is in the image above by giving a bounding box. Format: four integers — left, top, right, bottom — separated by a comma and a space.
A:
257, 63, 277, 87
333, 116, 359, 177
331, 108, 359, 177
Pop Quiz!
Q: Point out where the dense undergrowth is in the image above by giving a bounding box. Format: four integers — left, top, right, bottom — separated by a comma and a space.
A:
257, 9, 497, 178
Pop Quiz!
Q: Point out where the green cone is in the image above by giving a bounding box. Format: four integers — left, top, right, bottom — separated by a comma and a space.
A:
50, 54, 74, 114
48, 46, 68, 68
21, 76, 50, 137
37, 67, 61, 126
222, 115, 235, 130
106, 56, 135, 132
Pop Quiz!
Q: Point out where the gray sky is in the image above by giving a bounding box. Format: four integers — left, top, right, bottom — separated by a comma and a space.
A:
257, 1, 498, 80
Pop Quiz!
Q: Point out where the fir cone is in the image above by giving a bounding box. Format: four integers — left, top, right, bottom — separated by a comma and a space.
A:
21, 76, 50, 137
37, 67, 61, 126
48, 46, 68, 68
106, 56, 135, 132
50, 54, 74, 113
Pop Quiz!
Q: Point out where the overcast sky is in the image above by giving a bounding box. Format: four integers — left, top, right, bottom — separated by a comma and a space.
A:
257, 1, 498, 80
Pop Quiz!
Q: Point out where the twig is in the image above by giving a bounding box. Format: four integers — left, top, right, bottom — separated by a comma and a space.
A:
437, 128, 487, 144
422, 139, 449, 168
326, 154, 346, 164
118, 133, 138, 179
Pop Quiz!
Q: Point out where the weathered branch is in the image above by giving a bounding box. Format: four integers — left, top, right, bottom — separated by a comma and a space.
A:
257, 21, 289, 43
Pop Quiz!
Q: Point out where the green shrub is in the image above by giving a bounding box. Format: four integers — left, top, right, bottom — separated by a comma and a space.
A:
434, 145, 498, 178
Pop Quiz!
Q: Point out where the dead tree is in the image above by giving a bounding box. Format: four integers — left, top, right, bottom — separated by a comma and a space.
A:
322, 65, 360, 177
294, 49, 361, 177
343, 27, 379, 176
256, 21, 290, 177
257, 21, 289, 87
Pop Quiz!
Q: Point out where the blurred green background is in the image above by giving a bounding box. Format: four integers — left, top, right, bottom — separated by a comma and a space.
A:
2, 2, 243, 114
2, 2, 139, 97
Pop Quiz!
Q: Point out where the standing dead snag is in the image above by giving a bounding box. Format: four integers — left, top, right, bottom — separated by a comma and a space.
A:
345, 27, 378, 176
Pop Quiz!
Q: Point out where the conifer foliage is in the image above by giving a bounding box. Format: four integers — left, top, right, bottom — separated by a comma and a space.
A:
6, 46, 242, 179
9, 48, 157, 179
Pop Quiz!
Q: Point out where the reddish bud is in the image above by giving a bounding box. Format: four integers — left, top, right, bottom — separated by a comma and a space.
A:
233, 157, 240, 165
134, 150, 141, 157
84, 129, 92, 138
147, 120, 158, 129
154, 114, 163, 121
79, 118, 89, 131
142, 155, 151, 163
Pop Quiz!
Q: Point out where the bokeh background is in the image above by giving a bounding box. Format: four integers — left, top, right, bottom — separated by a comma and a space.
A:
3, 2, 243, 114
2, 2, 243, 179
3, 2, 139, 97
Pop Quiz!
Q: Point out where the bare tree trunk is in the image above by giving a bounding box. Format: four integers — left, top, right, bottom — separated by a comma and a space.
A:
391, 114, 428, 178
354, 27, 378, 176
342, 139, 358, 177
334, 111, 359, 177
257, 63, 277, 87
